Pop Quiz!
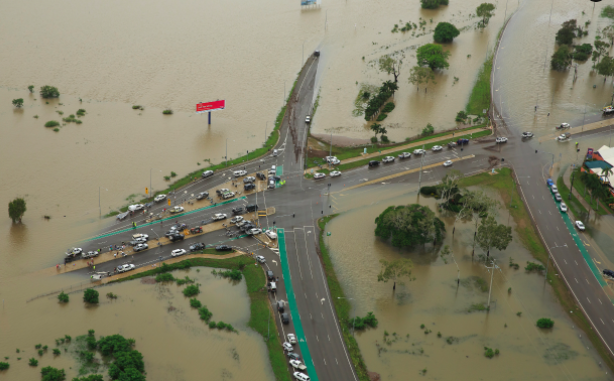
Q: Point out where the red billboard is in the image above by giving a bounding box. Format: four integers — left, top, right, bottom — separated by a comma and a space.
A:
196, 100, 226, 113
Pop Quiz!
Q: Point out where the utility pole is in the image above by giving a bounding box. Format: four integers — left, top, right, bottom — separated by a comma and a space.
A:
329, 131, 333, 169
569, 165, 576, 200
486, 258, 498, 309
582, 102, 587, 134
99, 186, 101, 219
265, 121, 268, 145
418, 144, 425, 190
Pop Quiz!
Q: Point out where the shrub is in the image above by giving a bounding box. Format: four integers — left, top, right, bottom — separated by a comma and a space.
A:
376, 113, 388, 121
170, 171, 177, 177
573, 43, 592, 61
525, 261, 545, 273
421, 0, 448, 9
64, 335, 71, 342
176, 276, 195, 285
58, 291, 69, 303
362, 92, 370, 99
190, 298, 202, 308
216, 321, 227, 329
38, 349, 44, 356
12, 98, 24, 108
484, 347, 495, 358
551, 45, 572, 71
380, 135, 389, 143
422, 123, 435, 136
198, 306, 213, 322
155, 273, 175, 282
83, 288, 99, 304
164, 176, 171, 181
0, 362, 9, 370
370, 136, 378, 143
35, 344, 42, 349
162, 109, 173, 115
81, 351, 94, 362
216, 269, 243, 281
382, 102, 395, 113
106, 292, 117, 299
28, 85, 35, 93
29, 358, 38, 366
536, 318, 554, 328
208, 321, 216, 328
53, 349, 60, 355
41, 366, 66, 381
53, 128, 59, 132
433, 22, 460, 43
40, 86, 60, 98
348, 312, 378, 330
182, 284, 200, 297
132, 105, 143, 110
76, 109, 86, 117
45, 120, 60, 128
455, 110, 468, 122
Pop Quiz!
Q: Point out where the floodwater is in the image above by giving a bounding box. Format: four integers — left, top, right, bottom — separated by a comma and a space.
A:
0, 267, 273, 381
326, 184, 608, 380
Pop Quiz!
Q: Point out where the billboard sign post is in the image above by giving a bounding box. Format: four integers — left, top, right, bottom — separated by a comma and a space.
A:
196, 100, 226, 125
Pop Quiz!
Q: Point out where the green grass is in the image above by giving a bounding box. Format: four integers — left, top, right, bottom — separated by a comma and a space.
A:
111, 256, 290, 381
465, 53, 493, 117
556, 177, 587, 219
567, 169, 608, 215
317, 215, 370, 381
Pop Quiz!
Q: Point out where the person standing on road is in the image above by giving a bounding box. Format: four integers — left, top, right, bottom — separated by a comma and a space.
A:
114, 253, 117, 258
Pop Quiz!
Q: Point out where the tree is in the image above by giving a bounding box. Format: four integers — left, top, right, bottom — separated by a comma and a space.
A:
58, 291, 69, 303
596, 56, 614, 82
573, 43, 592, 61
73, 375, 104, 381
476, 3, 496, 27
12, 98, 24, 108
421, 0, 448, 9
377, 258, 413, 290
433, 22, 460, 43
555, 26, 576, 45
83, 288, 99, 304
41, 366, 66, 381
551, 45, 572, 71
40, 86, 60, 99
28, 85, 34, 93
459, 190, 499, 253
374, 204, 446, 247
603, 25, 614, 46
592, 40, 610, 68
382, 80, 399, 96
422, 123, 435, 136
378, 55, 402, 83
475, 216, 513, 256
536, 318, 554, 329
439, 170, 463, 203
416, 44, 450, 70
370, 123, 384, 139
8, 197, 26, 223
97, 335, 135, 357
408, 66, 436, 92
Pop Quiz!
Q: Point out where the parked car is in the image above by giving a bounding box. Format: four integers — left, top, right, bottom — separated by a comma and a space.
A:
560, 203, 568, 213
133, 237, 147, 244
457, 138, 469, 145
133, 243, 148, 252
289, 360, 307, 372
382, 156, 395, 163
256, 172, 266, 180
128, 204, 145, 212
231, 216, 244, 224
313, 173, 326, 179
265, 230, 278, 240
232, 206, 245, 215
443, 160, 453, 167
222, 191, 235, 200
170, 223, 187, 231
196, 191, 209, 200
305, 115, 311, 123
287, 333, 297, 344
81, 251, 99, 259
213, 213, 227, 221
557, 133, 571, 141
266, 270, 275, 281
189, 243, 205, 252
132, 233, 149, 240
202, 170, 214, 178
244, 183, 256, 191
268, 180, 276, 189
246, 204, 258, 212
281, 312, 290, 324
256, 255, 266, 264
243, 176, 256, 183
248, 228, 262, 235
287, 352, 301, 361
171, 249, 187, 257
170, 206, 184, 213
168, 234, 184, 242
233, 170, 247, 177
117, 264, 136, 273
431, 145, 443, 151
413, 149, 426, 155
398, 152, 411, 159
522, 132, 534, 138
216, 245, 233, 251
575, 221, 586, 231
236, 220, 248, 228
293, 372, 310, 381
216, 188, 229, 196
277, 300, 285, 312
154, 194, 167, 202
550, 185, 558, 193
554, 192, 562, 202
190, 227, 203, 234
283, 342, 294, 352
495, 137, 508, 143
447, 141, 457, 148
368, 160, 380, 167
557, 122, 570, 129
329, 158, 341, 165
329, 171, 341, 178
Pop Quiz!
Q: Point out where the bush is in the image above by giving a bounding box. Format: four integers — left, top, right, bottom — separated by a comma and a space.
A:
190, 298, 202, 308
216, 321, 227, 329
106, 292, 117, 299
41, 366, 66, 381
12, 98, 24, 108
40, 86, 60, 98
76, 109, 86, 117
45, 120, 60, 128
380, 135, 389, 143
376, 113, 388, 121
0, 362, 9, 370
573, 43, 592, 61
422, 123, 435, 136
536, 318, 554, 328
208, 321, 216, 328
155, 273, 175, 282
83, 288, 99, 304
421, 0, 447, 9
217, 269, 243, 281
53, 349, 60, 355
348, 312, 378, 330
484, 347, 495, 358
433, 22, 460, 43
182, 284, 200, 297
53, 128, 59, 132
175, 276, 195, 285
198, 306, 213, 322
170, 171, 177, 178
29, 358, 38, 366
370, 136, 378, 143
162, 109, 173, 115
58, 291, 69, 303
132, 105, 142, 110
455, 110, 468, 122
420, 185, 440, 197
382, 102, 395, 113
551, 45, 572, 71
35, 344, 42, 349
525, 261, 545, 273
362, 92, 370, 99
28, 85, 35, 93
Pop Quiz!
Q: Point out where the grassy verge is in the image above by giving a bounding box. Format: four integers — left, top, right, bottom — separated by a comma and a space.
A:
568, 168, 608, 215
556, 177, 587, 219
458, 168, 614, 374
112, 256, 290, 381
316, 215, 370, 381
465, 53, 493, 117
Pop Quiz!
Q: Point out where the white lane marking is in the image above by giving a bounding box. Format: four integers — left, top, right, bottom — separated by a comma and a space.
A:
532, 195, 535, 199
548, 210, 552, 215
564, 259, 567, 264
328, 335, 331, 341
322, 313, 325, 319
599, 298, 603, 305
556, 226, 560, 231
575, 278, 579, 283
575, 260, 578, 265
336, 358, 339, 365
585, 279, 590, 285
601, 318, 605, 325
587, 297, 591, 304
317, 335, 319, 342
304, 293, 307, 299
538, 210, 542, 214
323, 358, 327, 365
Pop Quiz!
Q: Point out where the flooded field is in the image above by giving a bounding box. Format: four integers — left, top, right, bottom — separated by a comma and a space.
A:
0, 267, 273, 381
326, 184, 608, 380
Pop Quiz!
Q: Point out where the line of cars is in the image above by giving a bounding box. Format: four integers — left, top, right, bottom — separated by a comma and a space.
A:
366, 143, 454, 168
546, 179, 585, 230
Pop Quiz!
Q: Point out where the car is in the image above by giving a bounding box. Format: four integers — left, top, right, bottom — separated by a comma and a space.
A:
557, 133, 571, 141
222, 191, 235, 200
256, 172, 266, 180
154, 194, 167, 202
546, 178, 554, 187
313, 173, 326, 179
190, 226, 203, 234
168, 234, 184, 242
246, 204, 259, 212
457, 138, 469, 145
171, 249, 187, 257
329, 158, 341, 165
289, 360, 307, 371
82, 251, 98, 259
241, 225, 256, 232
216, 245, 233, 251
236, 220, 248, 228
170, 223, 188, 231
558, 122, 570, 129
232, 206, 245, 215
268, 169, 276, 175
287, 352, 300, 361
431, 145, 443, 151
248, 228, 262, 235
368, 160, 380, 167
132, 233, 149, 240
231, 216, 244, 224
266, 270, 275, 280
443, 160, 453, 167
575, 221, 586, 231
273, 149, 279, 157
170, 206, 184, 214
324, 156, 336, 163
522, 132, 534, 138
287, 333, 297, 344
268, 180, 276, 189
281, 312, 290, 324
128, 204, 145, 212
233, 170, 247, 177
495, 137, 508, 143
265, 230, 278, 240
256, 255, 266, 263
398, 152, 411, 159
554, 192, 562, 202
117, 264, 136, 273
213, 213, 227, 221
293, 371, 310, 381
133, 237, 147, 244
283, 342, 294, 352
382, 156, 395, 163
305, 115, 311, 123
560, 203, 568, 213
128, 240, 140, 246
550, 185, 558, 193
447, 141, 457, 148
413, 149, 426, 155
330, 171, 341, 177
216, 188, 229, 195
189, 243, 205, 252
603, 269, 614, 278
202, 170, 214, 178
244, 183, 256, 191
243, 176, 256, 183
196, 191, 209, 200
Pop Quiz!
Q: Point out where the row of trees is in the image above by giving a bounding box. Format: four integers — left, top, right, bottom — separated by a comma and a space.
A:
363, 80, 399, 121
579, 169, 613, 217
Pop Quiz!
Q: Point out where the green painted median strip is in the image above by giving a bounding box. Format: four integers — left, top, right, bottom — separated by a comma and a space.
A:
276, 164, 283, 177
278, 229, 319, 381
82, 197, 247, 243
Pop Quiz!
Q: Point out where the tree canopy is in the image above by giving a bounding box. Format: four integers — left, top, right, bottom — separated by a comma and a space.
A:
416, 44, 450, 70
40, 85, 60, 99
476, 3, 496, 27
551, 45, 572, 71
8, 197, 26, 223
378, 55, 403, 82
475, 215, 513, 254
374, 204, 446, 247
377, 258, 413, 289
433, 22, 460, 43
421, 0, 448, 9
12, 98, 24, 108
573, 43, 592, 61
555, 19, 578, 46
596, 55, 614, 81
41, 366, 66, 381
408, 66, 436, 93
83, 288, 99, 304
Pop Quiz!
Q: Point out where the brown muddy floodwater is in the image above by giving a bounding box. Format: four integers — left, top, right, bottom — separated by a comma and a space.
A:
0, 267, 273, 381
326, 184, 608, 380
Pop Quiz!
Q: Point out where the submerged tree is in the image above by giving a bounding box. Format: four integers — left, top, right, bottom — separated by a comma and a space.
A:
459, 190, 499, 253
475, 215, 513, 256
416, 44, 451, 70
377, 258, 413, 290
40, 86, 60, 99
551, 45, 572, 71
379, 55, 403, 83
8, 197, 26, 223
433, 22, 460, 43
408, 66, 436, 93
476, 3, 496, 27
374, 204, 446, 247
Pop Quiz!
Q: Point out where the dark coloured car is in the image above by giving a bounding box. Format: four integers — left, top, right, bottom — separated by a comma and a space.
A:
457, 138, 469, 145
287, 352, 301, 361
190, 227, 203, 234
603, 269, 614, 278
170, 223, 188, 231
244, 183, 256, 191
196, 191, 209, 200
281, 312, 290, 324
232, 206, 245, 215
256, 172, 266, 180
168, 234, 184, 242
215, 245, 233, 251
267, 270, 275, 281
145, 202, 154, 208
189, 243, 206, 252
368, 160, 380, 168
246, 204, 258, 212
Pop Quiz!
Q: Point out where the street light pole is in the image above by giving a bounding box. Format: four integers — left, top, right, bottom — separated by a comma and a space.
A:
582, 102, 587, 133
486, 259, 497, 309
265, 121, 269, 145
569, 165, 576, 200
329, 131, 333, 169
226, 138, 228, 167
99, 186, 101, 218
150, 168, 153, 199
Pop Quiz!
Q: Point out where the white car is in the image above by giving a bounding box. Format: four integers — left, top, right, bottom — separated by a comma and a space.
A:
256, 255, 266, 264
233, 170, 247, 177
329, 158, 341, 165
560, 203, 568, 213
230, 216, 244, 224
495, 137, 508, 143
133, 243, 148, 252
305, 115, 311, 123
313, 173, 326, 179
382, 156, 395, 163
431, 145, 443, 151
287, 333, 297, 344
133, 237, 147, 244
324, 156, 335, 163
398, 152, 411, 159
283, 342, 294, 352
293, 372, 310, 381
154, 194, 167, 202
554, 192, 562, 202
117, 264, 135, 273
213, 213, 227, 221
236, 220, 248, 228
558, 123, 570, 129
557, 134, 570, 141
550, 185, 558, 193
170, 206, 184, 213
330, 171, 342, 177
413, 149, 426, 155
289, 360, 307, 371
575, 221, 586, 231
443, 160, 453, 167
171, 249, 187, 257
522, 132, 534, 138
265, 230, 278, 240
248, 228, 262, 235
128, 204, 145, 212
68, 248, 83, 256
132, 233, 149, 240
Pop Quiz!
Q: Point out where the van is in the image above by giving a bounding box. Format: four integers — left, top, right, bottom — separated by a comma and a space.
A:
368, 160, 380, 168
273, 149, 278, 157
246, 204, 258, 212
281, 312, 290, 324
277, 300, 285, 312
